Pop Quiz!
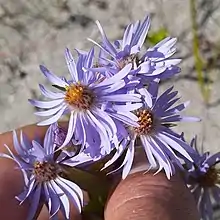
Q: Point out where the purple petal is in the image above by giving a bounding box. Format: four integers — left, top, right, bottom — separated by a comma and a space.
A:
40, 65, 68, 87
148, 137, 172, 178
122, 139, 135, 179
122, 24, 133, 50
35, 103, 66, 117
29, 99, 64, 109
93, 108, 117, 137
16, 176, 36, 204
159, 132, 193, 161
95, 64, 132, 88
37, 105, 67, 126
87, 111, 111, 154
138, 88, 153, 108
109, 111, 139, 127
97, 81, 126, 95
32, 140, 46, 159
162, 59, 181, 66
158, 98, 180, 113
13, 130, 23, 156
58, 112, 77, 150
163, 101, 189, 114
65, 48, 78, 82
95, 20, 117, 56
44, 183, 60, 218
44, 123, 56, 156
140, 135, 157, 168
20, 130, 32, 153
49, 180, 70, 219
74, 113, 86, 147
157, 37, 177, 53
62, 151, 99, 166
39, 84, 65, 99
154, 135, 183, 169
27, 183, 42, 220
206, 152, 220, 167
147, 81, 159, 105
132, 16, 150, 48
102, 140, 127, 171
56, 177, 83, 212
100, 93, 141, 102
112, 103, 142, 112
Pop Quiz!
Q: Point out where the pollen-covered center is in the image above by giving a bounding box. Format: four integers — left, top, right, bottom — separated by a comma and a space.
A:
33, 161, 61, 183
134, 109, 154, 135
118, 54, 138, 69
198, 167, 220, 187
65, 84, 95, 110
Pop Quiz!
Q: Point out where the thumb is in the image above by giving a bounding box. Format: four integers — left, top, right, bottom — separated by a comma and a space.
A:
105, 171, 200, 220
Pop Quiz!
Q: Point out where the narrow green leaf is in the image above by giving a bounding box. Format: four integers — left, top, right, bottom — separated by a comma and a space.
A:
52, 84, 66, 92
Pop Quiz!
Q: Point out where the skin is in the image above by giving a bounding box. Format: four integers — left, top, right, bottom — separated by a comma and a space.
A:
0, 124, 200, 220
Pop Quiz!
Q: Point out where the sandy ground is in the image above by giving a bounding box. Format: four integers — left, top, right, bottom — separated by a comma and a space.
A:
0, 0, 220, 217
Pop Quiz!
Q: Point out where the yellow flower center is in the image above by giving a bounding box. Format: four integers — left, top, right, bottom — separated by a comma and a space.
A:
65, 84, 95, 110
198, 167, 220, 187
134, 109, 154, 135
33, 161, 61, 183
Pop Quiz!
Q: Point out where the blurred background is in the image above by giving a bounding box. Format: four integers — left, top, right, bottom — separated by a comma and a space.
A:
0, 0, 220, 217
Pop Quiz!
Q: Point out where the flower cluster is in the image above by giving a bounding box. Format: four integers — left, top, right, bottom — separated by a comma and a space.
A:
0, 14, 218, 220
184, 137, 220, 220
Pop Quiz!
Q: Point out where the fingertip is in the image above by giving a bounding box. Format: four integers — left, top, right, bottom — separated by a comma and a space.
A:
0, 124, 48, 219
0, 155, 29, 219
105, 172, 200, 220
0, 124, 48, 154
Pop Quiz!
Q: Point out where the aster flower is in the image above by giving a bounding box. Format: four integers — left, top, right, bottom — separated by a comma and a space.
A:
89, 15, 181, 80
102, 81, 199, 179
185, 137, 220, 220
29, 48, 142, 157
0, 124, 85, 220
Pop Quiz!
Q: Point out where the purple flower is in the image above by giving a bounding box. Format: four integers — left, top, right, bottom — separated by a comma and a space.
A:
186, 137, 220, 220
89, 15, 180, 80
29, 48, 142, 157
103, 81, 199, 179
0, 124, 86, 220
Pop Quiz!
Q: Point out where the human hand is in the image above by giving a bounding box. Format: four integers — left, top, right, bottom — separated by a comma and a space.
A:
0, 124, 200, 220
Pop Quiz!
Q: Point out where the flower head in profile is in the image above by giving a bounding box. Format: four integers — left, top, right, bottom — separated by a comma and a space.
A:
29, 48, 142, 157
89, 15, 181, 80
53, 123, 82, 157
0, 124, 85, 220
103, 81, 199, 179
185, 137, 220, 220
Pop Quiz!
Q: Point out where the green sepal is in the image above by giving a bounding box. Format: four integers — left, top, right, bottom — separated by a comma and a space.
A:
146, 28, 169, 46
163, 123, 177, 128
52, 84, 66, 92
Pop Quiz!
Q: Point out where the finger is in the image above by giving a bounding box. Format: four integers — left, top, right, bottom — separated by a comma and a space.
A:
0, 124, 48, 154
0, 124, 81, 220
105, 172, 200, 220
0, 124, 48, 220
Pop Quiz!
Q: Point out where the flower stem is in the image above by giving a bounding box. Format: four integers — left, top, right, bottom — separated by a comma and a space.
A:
190, 0, 210, 104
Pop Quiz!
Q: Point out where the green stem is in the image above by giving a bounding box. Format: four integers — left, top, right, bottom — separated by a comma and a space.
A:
190, 0, 210, 104
62, 165, 111, 217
